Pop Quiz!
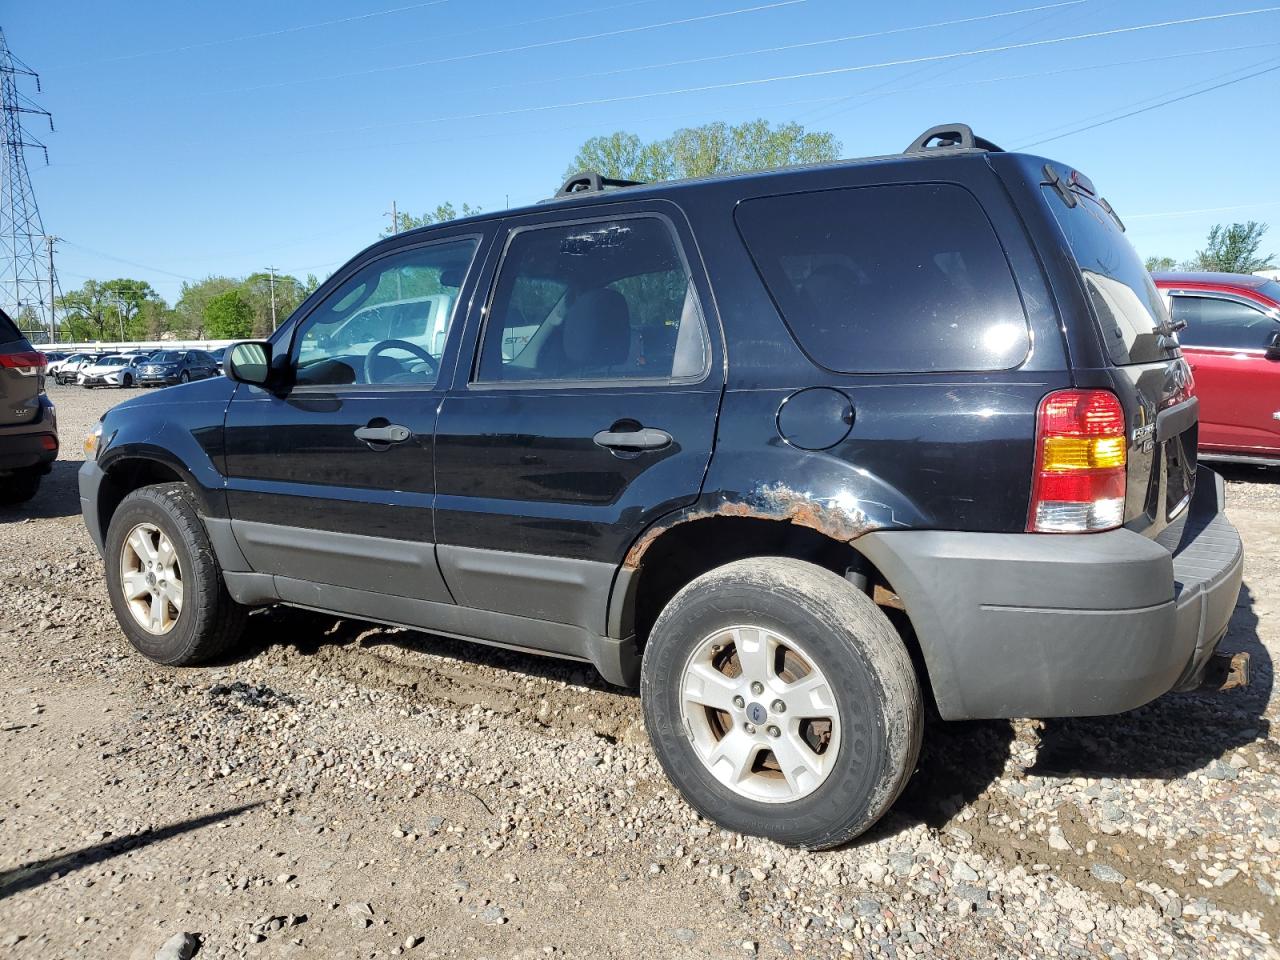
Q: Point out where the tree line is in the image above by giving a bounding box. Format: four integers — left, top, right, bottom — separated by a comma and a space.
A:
51, 271, 320, 342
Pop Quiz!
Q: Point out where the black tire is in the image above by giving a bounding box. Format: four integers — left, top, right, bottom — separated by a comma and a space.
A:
0, 468, 42, 505
122, 373, 133, 388
640, 557, 923, 849
179, 371, 190, 383
104, 482, 247, 665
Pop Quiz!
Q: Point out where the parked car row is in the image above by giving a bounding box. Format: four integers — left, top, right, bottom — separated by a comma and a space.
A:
47, 349, 223, 388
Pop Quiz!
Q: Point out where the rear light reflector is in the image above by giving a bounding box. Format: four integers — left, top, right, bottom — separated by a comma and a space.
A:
1028, 389, 1127, 533
0, 351, 47, 376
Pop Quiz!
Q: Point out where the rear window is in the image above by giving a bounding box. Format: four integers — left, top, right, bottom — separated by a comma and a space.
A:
0, 309, 24, 346
735, 183, 1030, 374
1043, 188, 1175, 366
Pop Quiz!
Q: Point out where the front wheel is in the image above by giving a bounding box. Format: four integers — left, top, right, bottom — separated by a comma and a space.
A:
121, 373, 133, 388
179, 371, 189, 383
104, 483, 247, 665
640, 557, 923, 849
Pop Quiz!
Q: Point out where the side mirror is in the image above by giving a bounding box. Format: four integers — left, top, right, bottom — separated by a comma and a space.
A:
225, 340, 273, 385
1267, 331, 1280, 361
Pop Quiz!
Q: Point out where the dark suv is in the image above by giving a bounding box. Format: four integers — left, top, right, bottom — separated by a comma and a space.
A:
0, 308, 57, 504
78, 125, 1244, 848
136, 349, 219, 387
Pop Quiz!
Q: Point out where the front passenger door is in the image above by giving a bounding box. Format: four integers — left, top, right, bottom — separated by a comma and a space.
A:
222, 233, 485, 602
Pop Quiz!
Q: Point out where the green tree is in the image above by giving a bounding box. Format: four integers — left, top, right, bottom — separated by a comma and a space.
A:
383, 201, 481, 237
175, 276, 239, 337
566, 119, 841, 182
243, 271, 307, 337
204, 289, 254, 340
1189, 222, 1275, 273
56, 278, 158, 341
1144, 255, 1177, 272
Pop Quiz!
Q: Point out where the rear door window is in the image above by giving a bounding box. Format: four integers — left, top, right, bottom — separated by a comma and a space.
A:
1043, 188, 1176, 366
474, 216, 710, 384
734, 183, 1030, 373
1171, 295, 1279, 350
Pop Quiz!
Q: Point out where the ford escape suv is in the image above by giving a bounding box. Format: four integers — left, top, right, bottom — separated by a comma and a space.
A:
79, 124, 1244, 849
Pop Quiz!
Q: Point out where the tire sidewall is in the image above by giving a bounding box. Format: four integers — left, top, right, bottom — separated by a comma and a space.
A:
104, 490, 207, 664
641, 572, 898, 848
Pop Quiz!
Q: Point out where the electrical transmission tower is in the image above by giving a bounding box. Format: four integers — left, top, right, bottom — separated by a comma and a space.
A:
0, 28, 59, 342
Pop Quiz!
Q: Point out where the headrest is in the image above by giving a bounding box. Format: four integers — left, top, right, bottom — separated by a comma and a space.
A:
563, 288, 630, 367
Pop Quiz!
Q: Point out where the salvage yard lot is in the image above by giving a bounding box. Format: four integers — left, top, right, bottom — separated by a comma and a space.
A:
1, 384, 1278, 960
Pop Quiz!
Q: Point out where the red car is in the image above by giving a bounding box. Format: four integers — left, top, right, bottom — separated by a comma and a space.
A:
1152, 271, 1280, 465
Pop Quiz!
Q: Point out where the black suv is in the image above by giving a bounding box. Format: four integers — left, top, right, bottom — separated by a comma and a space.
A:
0, 309, 57, 504
79, 125, 1244, 848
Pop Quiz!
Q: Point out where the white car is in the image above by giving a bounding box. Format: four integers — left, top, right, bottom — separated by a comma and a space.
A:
76, 354, 140, 389
49, 353, 102, 385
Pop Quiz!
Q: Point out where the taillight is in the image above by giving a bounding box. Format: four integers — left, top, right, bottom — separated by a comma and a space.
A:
0, 351, 47, 376
1028, 389, 1127, 533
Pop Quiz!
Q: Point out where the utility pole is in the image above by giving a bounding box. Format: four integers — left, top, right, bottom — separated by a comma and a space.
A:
44, 234, 56, 342
385, 200, 398, 235
266, 265, 278, 329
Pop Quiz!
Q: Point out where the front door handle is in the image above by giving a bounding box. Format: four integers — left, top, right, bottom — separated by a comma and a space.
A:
593, 427, 672, 451
354, 423, 412, 445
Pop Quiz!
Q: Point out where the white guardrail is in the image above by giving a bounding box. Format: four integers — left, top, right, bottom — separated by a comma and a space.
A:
29, 340, 239, 353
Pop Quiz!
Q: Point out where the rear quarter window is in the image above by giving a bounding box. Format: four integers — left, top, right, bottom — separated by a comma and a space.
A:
1042, 188, 1175, 366
0, 309, 25, 346
734, 183, 1030, 374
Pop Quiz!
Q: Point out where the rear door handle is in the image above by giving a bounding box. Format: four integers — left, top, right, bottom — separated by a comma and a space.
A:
354, 423, 412, 445
593, 427, 672, 450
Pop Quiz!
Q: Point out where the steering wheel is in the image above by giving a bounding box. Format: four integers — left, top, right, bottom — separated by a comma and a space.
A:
364, 339, 438, 383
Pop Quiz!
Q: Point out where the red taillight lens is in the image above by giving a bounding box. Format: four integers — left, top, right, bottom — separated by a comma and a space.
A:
1028, 389, 1127, 533
0, 351, 47, 376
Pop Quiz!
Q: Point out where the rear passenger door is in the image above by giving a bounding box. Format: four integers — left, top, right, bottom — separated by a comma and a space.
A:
433, 204, 723, 633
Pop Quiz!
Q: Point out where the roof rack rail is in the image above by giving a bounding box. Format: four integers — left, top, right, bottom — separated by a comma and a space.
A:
904, 123, 1003, 154
555, 170, 645, 198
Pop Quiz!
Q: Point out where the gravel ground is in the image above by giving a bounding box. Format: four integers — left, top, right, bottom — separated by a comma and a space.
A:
1, 383, 1277, 959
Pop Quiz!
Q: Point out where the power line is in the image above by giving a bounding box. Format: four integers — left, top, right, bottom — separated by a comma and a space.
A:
64, 0, 451, 66
1126, 200, 1280, 221
1013, 58, 1280, 149
211, 0, 808, 96
303, 6, 1280, 139
59, 241, 199, 282
383, 0, 1090, 106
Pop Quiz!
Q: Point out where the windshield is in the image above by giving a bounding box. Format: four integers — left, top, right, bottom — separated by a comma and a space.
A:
151, 351, 181, 363
100, 357, 127, 366
1260, 279, 1280, 306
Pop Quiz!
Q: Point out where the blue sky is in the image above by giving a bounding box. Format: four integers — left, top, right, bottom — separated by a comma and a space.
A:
7, 0, 1280, 305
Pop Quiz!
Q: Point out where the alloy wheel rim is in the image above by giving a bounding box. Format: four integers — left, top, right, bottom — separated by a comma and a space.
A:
679, 625, 840, 803
119, 522, 183, 635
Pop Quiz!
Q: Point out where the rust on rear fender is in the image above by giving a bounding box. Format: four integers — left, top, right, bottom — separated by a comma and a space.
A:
623, 483, 878, 569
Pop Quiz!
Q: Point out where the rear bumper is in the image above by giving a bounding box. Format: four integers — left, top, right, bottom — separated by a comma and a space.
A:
0, 397, 58, 473
855, 466, 1243, 720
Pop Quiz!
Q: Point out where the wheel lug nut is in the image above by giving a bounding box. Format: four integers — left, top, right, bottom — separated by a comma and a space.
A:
744, 722, 756, 735
771, 700, 786, 714
767, 725, 781, 738
732, 695, 745, 709
750, 681, 764, 695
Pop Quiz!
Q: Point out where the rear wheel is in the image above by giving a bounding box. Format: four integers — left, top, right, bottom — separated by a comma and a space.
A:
641, 557, 922, 849
0, 468, 42, 505
104, 482, 247, 665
